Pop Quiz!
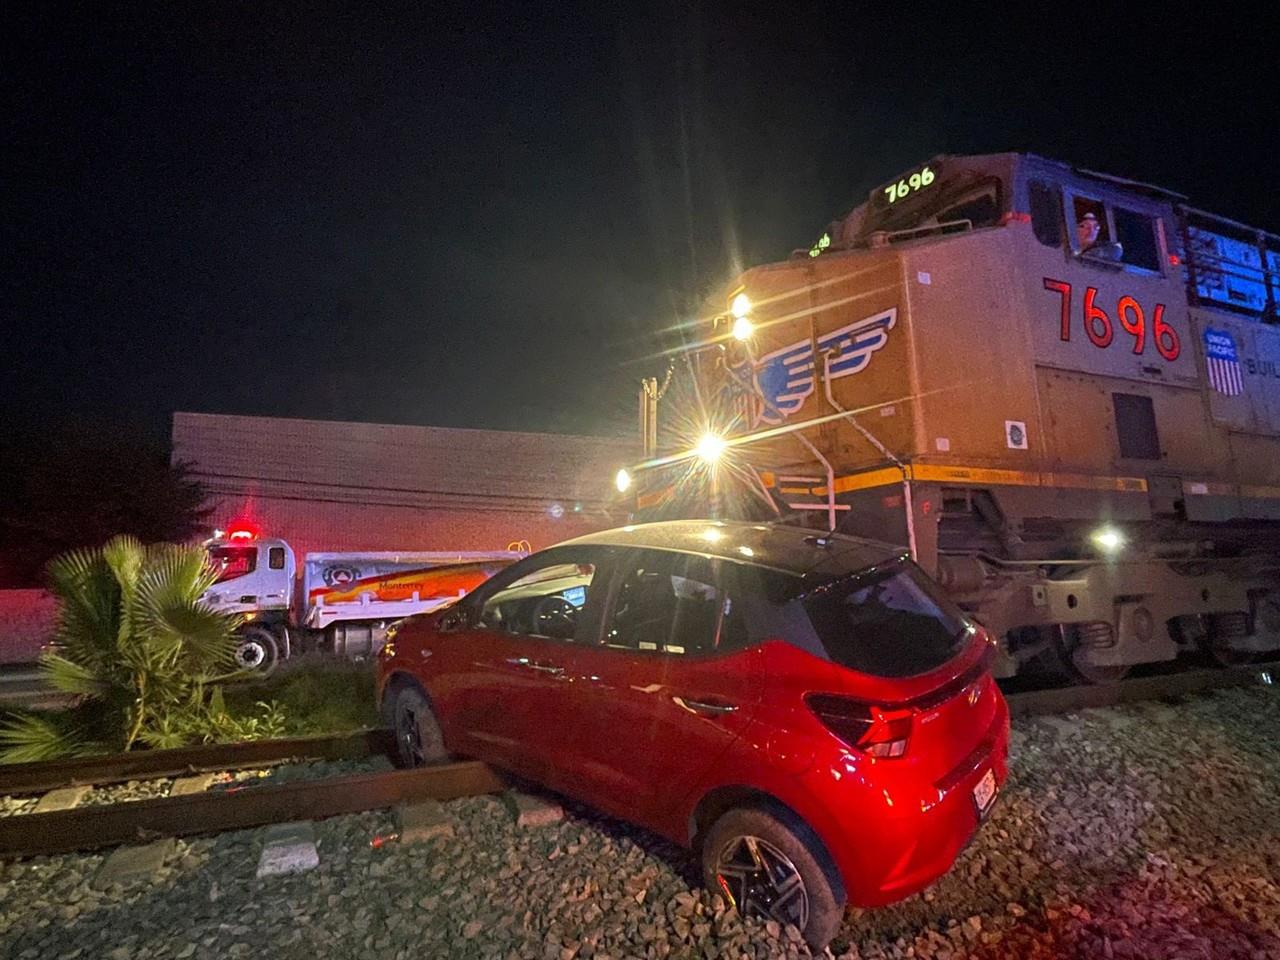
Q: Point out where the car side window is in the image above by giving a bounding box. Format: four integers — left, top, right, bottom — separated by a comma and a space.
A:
477, 556, 598, 641
603, 551, 739, 655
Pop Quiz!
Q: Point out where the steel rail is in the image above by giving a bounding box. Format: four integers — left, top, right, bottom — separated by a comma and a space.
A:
0, 759, 506, 857
0, 729, 397, 796
1003, 660, 1278, 717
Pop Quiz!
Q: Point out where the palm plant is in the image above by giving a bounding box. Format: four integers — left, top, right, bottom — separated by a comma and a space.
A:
0, 535, 242, 761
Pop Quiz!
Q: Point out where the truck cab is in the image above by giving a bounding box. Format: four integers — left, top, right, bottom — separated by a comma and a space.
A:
203, 534, 297, 672
204, 536, 297, 620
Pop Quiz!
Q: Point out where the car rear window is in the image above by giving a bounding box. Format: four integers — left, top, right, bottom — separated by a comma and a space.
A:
799, 560, 970, 678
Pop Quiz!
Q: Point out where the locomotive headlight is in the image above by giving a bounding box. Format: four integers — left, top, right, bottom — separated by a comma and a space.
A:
729, 292, 754, 340
695, 432, 727, 464
614, 468, 632, 493
1091, 527, 1125, 553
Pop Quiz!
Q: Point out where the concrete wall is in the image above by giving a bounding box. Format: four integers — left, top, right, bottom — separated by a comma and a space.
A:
173, 412, 636, 557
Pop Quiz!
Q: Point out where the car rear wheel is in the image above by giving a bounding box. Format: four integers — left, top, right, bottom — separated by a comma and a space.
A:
700, 806, 845, 952
384, 684, 448, 767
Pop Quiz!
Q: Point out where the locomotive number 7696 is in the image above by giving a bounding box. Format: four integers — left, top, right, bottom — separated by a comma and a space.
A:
1043, 278, 1181, 362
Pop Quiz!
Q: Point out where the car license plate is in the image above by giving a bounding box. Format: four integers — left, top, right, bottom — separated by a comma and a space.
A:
972, 768, 997, 816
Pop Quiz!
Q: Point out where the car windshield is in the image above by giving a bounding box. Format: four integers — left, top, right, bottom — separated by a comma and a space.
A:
790, 560, 971, 678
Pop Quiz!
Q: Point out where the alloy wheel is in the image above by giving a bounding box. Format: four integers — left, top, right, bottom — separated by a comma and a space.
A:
713, 834, 810, 930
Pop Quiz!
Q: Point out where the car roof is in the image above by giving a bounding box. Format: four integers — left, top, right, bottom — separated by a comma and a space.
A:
556, 519, 906, 579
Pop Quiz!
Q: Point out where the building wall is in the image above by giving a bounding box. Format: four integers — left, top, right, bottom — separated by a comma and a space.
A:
0, 589, 57, 663
173, 412, 635, 557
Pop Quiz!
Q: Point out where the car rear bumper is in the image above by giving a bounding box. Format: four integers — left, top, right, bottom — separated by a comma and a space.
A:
817, 692, 1011, 907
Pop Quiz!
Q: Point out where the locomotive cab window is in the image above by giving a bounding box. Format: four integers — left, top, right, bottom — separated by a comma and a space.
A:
1071, 196, 1118, 261
1112, 207, 1162, 272
863, 168, 1003, 240
1029, 180, 1064, 247
1068, 194, 1164, 274
935, 188, 1000, 233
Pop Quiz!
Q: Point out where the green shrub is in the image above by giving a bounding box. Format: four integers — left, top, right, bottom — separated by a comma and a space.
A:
0, 535, 245, 761
222, 662, 378, 736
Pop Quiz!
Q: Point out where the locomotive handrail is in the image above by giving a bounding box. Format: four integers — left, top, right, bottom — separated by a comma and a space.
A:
1178, 204, 1279, 317
944, 549, 1248, 569
1180, 204, 1280, 245
1178, 248, 1280, 283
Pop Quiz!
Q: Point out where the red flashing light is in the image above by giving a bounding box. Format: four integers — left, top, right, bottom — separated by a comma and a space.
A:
225, 521, 259, 541
1168, 254, 1181, 266
1000, 211, 1032, 225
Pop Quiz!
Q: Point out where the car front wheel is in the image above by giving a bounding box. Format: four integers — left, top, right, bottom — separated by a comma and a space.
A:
701, 806, 845, 952
384, 684, 448, 767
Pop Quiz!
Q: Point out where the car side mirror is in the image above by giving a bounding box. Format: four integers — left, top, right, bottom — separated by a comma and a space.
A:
438, 606, 469, 633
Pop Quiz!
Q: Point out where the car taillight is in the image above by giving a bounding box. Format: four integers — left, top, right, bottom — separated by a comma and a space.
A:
804, 694, 914, 758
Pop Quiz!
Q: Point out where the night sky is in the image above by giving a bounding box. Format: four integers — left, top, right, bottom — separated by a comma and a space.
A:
4, 3, 1276, 446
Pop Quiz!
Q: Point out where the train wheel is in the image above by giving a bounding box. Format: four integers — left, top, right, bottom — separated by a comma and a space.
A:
1204, 613, 1255, 667
1044, 624, 1130, 685
1067, 650, 1131, 685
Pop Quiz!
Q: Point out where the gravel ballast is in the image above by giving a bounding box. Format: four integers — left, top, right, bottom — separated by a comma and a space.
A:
1, 685, 1277, 959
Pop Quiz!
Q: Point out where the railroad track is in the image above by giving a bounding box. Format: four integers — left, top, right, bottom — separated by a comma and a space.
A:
1002, 658, 1278, 717
0, 729, 504, 858
0, 660, 1274, 860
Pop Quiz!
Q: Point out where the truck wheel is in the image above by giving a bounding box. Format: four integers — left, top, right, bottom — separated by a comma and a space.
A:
233, 626, 280, 675
384, 684, 448, 767
701, 806, 845, 952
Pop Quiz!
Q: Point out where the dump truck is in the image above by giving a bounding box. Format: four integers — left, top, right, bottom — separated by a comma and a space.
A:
203, 527, 523, 672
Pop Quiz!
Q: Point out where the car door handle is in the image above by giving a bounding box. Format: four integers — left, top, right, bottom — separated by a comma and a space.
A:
505, 657, 563, 676
672, 696, 738, 716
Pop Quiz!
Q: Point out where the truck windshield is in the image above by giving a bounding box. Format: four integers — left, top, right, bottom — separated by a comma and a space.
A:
209, 546, 257, 583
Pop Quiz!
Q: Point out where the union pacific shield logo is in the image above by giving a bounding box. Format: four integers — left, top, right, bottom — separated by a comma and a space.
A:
739, 308, 897, 425
1203, 328, 1243, 397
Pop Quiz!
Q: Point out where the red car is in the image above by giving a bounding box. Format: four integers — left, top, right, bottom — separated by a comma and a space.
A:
377, 520, 1009, 949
